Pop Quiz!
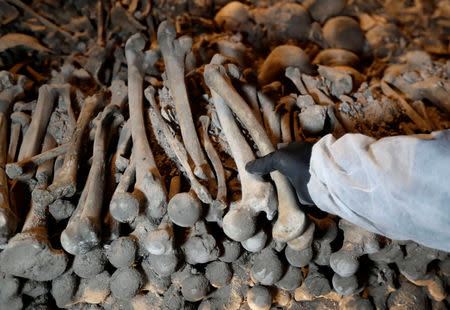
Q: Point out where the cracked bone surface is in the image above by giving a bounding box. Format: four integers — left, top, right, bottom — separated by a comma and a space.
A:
157, 20, 213, 181
0, 130, 68, 281
204, 60, 307, 242
208, 56, 276, 241
125, 33, 167, 220
60, 105, 119, 255
47, 93, 105, 202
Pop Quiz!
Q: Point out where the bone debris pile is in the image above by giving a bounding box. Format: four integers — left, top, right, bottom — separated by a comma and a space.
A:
0, 0, 449, 309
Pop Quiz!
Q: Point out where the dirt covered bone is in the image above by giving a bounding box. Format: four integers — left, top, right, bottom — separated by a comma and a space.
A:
251, 247, 285, 286
330, 219, 380, 277
0, 132, 68, 281
313, 48, 360, 68
204, 60, 307, 242
6, 142, 69, 180
125, 33, 168, 220
242, 229, 268, 253
7, 111, 31, 163
145, 86, 212, 205
109, 157, 140, 223
46, 93, 105, 202
247, 285, 273, 310
157, 20, 214, 182
60, 104, 121, 255
207, 56, 276, 241
182, 220, 220, 264
258, 45, 312, 86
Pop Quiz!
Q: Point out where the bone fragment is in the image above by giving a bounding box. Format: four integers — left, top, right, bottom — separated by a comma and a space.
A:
204, 60, 307, 242
125, 33, 167, 220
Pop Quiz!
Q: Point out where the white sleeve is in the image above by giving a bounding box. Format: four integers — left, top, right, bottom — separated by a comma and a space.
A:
307, 129, 450, 252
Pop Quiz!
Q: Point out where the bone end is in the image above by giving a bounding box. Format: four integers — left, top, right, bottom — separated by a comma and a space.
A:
330, 250, 359, 277
50, 183, 76, 200
31, 187, 54, 207
0, 237, 68, 281
5, 163, 22, 180
60, 218, 100, 256
110, 192, 140, 223
168, 192, 201, 228
222, 208, 257, 242
0, 208, 18, 246
272, 209, 306, 242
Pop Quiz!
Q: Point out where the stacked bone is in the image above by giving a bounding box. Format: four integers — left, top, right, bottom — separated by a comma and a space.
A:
0, 0, 449, 309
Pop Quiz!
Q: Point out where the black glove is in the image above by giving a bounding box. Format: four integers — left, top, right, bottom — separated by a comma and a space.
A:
245, 141, 314, 205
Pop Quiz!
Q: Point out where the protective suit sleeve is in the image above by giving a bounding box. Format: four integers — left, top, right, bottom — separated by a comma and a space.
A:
307, 129, 450, 252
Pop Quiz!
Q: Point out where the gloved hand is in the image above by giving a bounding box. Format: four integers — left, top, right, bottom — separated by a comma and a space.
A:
245, 141, 315, 205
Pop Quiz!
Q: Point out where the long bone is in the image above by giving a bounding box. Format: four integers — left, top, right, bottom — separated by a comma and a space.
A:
199, 115, 227, 223
0, 75, 25, 246
204, 60, 307, 242
109, 157, 140, 223
0, 130, 68, 281
47, 93, 105, 201
157, 21, 213, 181
6, 143, 69, 180
60, 104, 120, 255
125, 33, 167, 220
145, 86, 212, 204
207, 59, 276, 241
7, 111, 31, 163
15, 85, 58, 181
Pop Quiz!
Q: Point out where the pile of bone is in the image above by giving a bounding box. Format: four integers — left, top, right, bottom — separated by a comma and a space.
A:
1, 1, 450, 310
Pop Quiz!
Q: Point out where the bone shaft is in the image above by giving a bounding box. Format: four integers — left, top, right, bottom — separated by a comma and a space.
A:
168, 175, 181, 199
18, 85, 57, 161
7, 123, 20, 163
211, 90, 256, 188
200, 117, 226, 202
166, 60, 209, 174
0, 114, 8, 167
0, 115, 13, 218
36, 134, 57, 185
113, 159, 136, 194
11, 143, 69, 174
281, 111, 292, 143
116, 120, 132, 156
258, 93, 281, 146
127, 61, 160, 183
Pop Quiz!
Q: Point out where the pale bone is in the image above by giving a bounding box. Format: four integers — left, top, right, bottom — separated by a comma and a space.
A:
240, 84, 263, 124
207, 61, 276, 241
145, 86, 212, 204
33, 134, 56, 203
17, 85, 57, 165
257, 91, 281, 146
125, 33, 167, 220
285, 67, 308, 95
7, 111, 31, 163
277, 96, 296, 143
199, 115, 227, 223
7, 0, 76, 43
204, 60, 307, 242
381, 81, 432, 131
0, 131, 68, 281
6, 143, 69, 180
157, 21, 213, 181
109, 158, 140, 223
112, 120, 132, 172
47, 93, 105, 201
60, 105, 120, 255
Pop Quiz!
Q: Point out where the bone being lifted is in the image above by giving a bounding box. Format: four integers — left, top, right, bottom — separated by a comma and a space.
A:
60, 104, 120, 255
204, 59, 307, 242
125, 33, 167, 220
207, 56, 276, 241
